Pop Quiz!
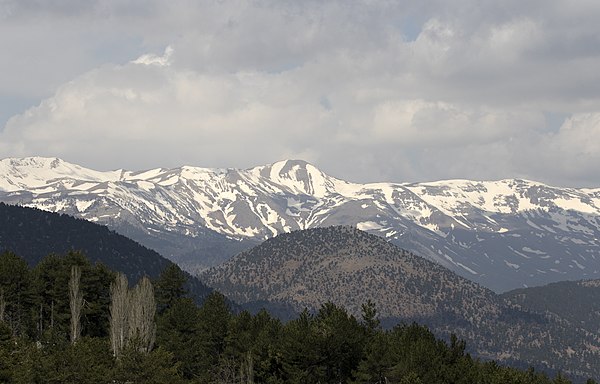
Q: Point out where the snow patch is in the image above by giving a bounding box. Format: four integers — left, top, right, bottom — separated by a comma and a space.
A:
504, 260, 520, 269
75, 200, 94, 212
357, 221, 385, 231
522, 247, 546, 255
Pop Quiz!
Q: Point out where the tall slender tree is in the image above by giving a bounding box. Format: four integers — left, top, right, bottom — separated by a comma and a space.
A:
0, 288, 5, 323
128, 276, 156, 353
110, 273, 156, 358
69, 265, 83, 344
109, 273, 129, 358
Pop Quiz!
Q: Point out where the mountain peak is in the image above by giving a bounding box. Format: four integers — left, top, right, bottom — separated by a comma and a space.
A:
248, 159, 338, 197
1, 156, 61, 169
0, 156, 121, 192
272, 158, 310, 167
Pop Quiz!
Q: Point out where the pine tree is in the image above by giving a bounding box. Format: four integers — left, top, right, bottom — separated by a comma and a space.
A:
352, 331, 393, 384
0, 251, 35, 337
156, 297, 202, 379
155, 264, 188, 315
197, 291, 232, 381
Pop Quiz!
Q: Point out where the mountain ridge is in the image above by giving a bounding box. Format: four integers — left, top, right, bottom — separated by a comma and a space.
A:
1, 156, 599, 292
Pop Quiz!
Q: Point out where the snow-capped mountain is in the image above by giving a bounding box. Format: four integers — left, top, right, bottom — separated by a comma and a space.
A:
1, 156, 599, 292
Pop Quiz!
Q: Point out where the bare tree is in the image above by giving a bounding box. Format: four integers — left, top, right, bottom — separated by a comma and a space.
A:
69, 265, 83, 344
128, 276, 156, 353
211, 353, 255, 384
0, 288, 5, 323
110, 273, 156, 358
109, 273, 129, 358
211, 357, 240, 384
245, 352, 254, 384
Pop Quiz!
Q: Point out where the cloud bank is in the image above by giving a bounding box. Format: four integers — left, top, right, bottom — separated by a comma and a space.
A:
1, 1, 600, 186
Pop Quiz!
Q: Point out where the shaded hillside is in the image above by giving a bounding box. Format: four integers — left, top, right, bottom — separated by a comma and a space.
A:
202, 226, 600, 379
502, 279, 600, 335
0, 202, 211, 301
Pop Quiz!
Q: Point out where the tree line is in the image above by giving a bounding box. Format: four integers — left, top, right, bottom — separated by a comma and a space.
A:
0, 250, 596, 384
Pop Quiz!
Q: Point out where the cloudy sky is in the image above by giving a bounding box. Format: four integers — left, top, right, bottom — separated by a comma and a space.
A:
1, 0, 599, 187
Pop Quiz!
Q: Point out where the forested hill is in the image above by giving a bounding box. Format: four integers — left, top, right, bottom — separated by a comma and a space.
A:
502, 279, 600, 336
0, 202, 212, 301
203, 226, 600, 380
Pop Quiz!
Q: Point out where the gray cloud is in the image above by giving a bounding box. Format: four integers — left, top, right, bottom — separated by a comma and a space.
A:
1, 0, 600, 187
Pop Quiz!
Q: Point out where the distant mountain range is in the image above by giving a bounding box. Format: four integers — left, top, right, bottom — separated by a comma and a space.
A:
2, 187, 599, 379
1, 156, 599, 292
202, 226, 600, 379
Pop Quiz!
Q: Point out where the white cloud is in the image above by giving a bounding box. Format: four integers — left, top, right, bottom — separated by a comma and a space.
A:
372, 100, 540, 147
1, 1, 600, 186
132, 46, 174, 66
519, 113, 600, 185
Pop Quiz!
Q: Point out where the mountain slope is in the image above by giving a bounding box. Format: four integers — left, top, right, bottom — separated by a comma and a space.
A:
1, 156, 599, 291
0, 202, 212, 302
202, 226, 498, 322
502, 279, 600, 335
202, 226, 600, 379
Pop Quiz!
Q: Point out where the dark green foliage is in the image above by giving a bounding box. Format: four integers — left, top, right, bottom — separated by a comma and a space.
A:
9, 337, 113, 384
0, 322, 15, 382
197, 291, 232, 379
312, 302, 365, 382
111, 346, 183, 384
0, 251, 36, 337
361, 299, 380, 336
81, 262, 114, 338
502, 279, 600, 335
156, 298, 202, 379
32, 251, 114, 339
154, 263, 189, 315
352, 331, 393, 383
0, 251, 592, 384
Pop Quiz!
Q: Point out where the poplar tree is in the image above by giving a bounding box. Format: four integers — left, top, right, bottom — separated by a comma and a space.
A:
110, 273, 156, 358
128, 276, 156, 353
69, 265, 83, 344
109, 273, 129, 358
0, 289, 5, 323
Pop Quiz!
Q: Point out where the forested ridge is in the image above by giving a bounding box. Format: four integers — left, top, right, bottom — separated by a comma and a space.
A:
502, 280, 600, 336
0, 251, 596, 384
0, 202, 212, 303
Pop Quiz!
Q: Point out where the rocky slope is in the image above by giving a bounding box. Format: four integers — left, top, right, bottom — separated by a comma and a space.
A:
203, 226, 600, 379
1, 156, 599, 292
